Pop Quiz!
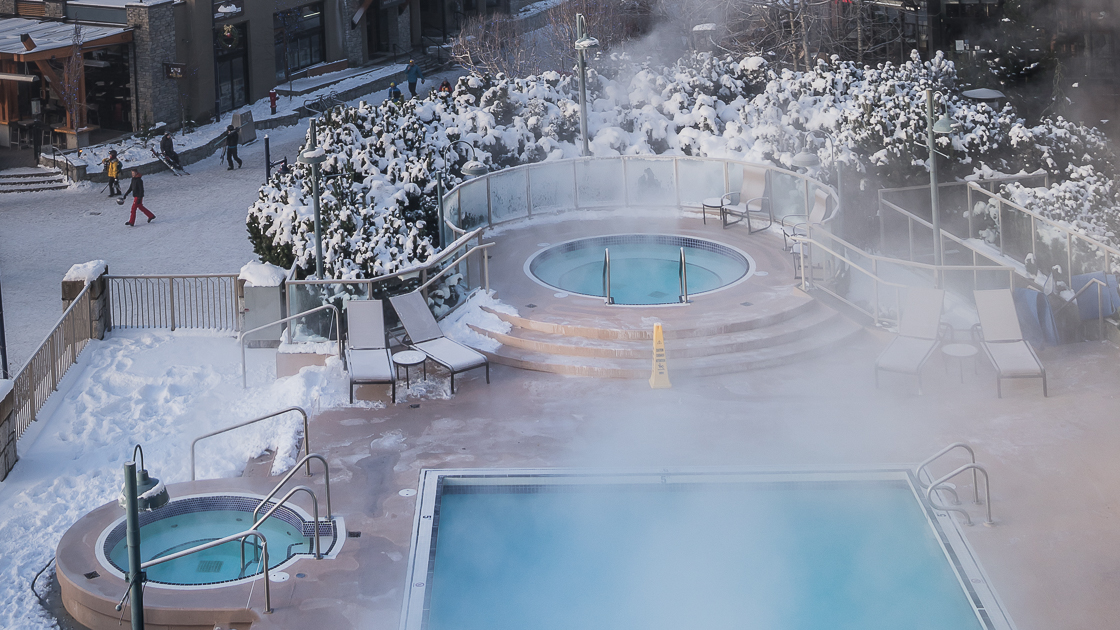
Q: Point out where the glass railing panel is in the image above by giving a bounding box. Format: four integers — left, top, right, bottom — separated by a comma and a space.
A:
998, 199, 1034, 264
285, 282, 368, 342
769, 170, 807, 221
458, 178, 490, 230
528, 161, 576, 215
677, 159, 726, 207
1032, 218, 1069, 281
575, 159, 624, 207
489, 168, 529, 224
624, 158, 676, 207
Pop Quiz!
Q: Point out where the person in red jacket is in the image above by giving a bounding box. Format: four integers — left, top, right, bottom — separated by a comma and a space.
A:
118, 170, 156, 226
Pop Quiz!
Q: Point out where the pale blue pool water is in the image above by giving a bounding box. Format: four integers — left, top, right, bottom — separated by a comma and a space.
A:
528, 235, 750, 305
424, 482, 984, 630
107, 509, 314, 585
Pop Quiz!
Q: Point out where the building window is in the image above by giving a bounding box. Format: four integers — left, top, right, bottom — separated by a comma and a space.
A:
275, 3, 325, 82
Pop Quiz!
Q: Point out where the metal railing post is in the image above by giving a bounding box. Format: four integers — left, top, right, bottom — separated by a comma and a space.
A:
603, 248, 613, 305
168, 278, 176, 331
679, 247, 689, 303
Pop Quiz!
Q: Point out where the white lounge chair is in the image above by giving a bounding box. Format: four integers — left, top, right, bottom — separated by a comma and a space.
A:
389, 291, 489, 394
720, 166, 772, 232
346, 300, 395, 403
973, 289, 1047, 398
875, 287, 946, 394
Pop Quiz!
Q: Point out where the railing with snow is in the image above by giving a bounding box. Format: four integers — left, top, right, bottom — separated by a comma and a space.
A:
439, 155, 839, 241
105, 274, 240, 331
8, 282, 94, 441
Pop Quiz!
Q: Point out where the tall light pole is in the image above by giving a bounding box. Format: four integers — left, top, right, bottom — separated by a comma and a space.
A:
574, 13, 599, 157
297, 149, 327, 279
437, 140, 488, 249
925, 89, 954, 270
116, 444, 169, 630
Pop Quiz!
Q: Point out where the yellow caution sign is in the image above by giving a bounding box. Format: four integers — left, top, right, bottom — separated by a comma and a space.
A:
649, 323, 671, 389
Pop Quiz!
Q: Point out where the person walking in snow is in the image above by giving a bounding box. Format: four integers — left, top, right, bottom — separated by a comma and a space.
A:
225, 124, 243, 170
160, 132, 181, 169
101, 149, 122, 196
118, 170, 156, 226
387, 82, 403, 103
405, 60, 424, 98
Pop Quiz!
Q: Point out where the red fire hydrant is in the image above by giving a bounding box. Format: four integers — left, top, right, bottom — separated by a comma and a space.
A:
269, 89, 278, 115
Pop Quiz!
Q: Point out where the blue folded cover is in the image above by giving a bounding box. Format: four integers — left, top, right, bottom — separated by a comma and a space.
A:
1013, 288, 1059, 347
1072, 272, 1120, 321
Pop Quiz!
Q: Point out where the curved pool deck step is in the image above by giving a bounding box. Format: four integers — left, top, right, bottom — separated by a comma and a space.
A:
471, 303, 845, 360
478, 316, 863, 378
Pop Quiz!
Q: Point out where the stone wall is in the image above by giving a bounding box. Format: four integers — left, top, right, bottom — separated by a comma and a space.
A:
395, 4, 412, 51
61, 269, 110, 341
0, 0, 15, 15
0, 381, 15, 483
341, 0, 365, 65
43, 0, 65, 18
126, 0, 179, 130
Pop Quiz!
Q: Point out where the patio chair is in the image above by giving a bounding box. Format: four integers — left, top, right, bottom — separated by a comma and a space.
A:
389, 291, 489, 394
345, 299, 395, 404
973, 289, 1047, 398
720, 166, 772, 232
875, 287, 946, 394
781, 186, 832, 252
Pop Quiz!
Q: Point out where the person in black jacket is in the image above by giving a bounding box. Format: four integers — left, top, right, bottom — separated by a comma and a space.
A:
225, 124, 242, 170
160, 132, 181, 169
118, 170, 155, 225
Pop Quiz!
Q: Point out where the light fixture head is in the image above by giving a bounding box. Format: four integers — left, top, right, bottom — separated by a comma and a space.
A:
932, 115, 955, 134
574, 36, 599, 51
297, 149, 327, 166
461, 160, 488, 179
792, 150, 820, 168
118, 444, 171, 512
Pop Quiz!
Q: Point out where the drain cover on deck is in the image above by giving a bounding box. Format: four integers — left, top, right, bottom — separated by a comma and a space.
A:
83, 571, 100, 580
740, 301, 753, 307
197, 560, 223, 573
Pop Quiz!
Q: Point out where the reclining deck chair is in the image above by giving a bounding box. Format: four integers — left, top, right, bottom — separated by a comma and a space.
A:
973, 289, 1047, 398
720, 166, 772, 232
875, 287, 946, 394
346, 299, 395, 403
389, 291, 489, 394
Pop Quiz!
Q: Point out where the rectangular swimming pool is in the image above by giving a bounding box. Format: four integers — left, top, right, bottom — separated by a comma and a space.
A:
401, 469, 1015, 630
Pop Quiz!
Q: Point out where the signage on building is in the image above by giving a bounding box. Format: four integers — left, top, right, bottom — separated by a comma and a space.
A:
164, 63, 186, 79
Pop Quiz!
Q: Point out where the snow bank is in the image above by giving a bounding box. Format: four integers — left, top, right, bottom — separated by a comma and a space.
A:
62, 260, 108, 283
440, 290, 517, 352
239, 260, 288, 287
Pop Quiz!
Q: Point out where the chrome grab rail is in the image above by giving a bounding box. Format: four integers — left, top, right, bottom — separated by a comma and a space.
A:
190, 407, 310, 480
239, 304, 342, 388
915, 442, 979, 505
241, 485, 322, 570
679, 247, 689, 304
253, 453, 332, 523
603, 248, 614, 305
1055, 276, 1109, 341
926, 463, 993, 527
140, 529, 272, 613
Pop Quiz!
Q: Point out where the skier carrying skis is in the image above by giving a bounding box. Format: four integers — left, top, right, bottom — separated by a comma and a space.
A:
225, 124, 242, 170
160, 132, 182, 169
117, 170, 156, 226
101, 149, 121, 196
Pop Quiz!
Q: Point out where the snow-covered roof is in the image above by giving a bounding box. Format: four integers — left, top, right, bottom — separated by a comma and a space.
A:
0, 17, 130, 58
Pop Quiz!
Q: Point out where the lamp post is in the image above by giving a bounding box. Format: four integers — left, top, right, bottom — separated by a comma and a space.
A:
437, 140, 488, 248
925, 88, 955, 271
297, 149, 328, 279
574, 13, 599, 157
792, 129, 843, 232
117, 444, 169, 630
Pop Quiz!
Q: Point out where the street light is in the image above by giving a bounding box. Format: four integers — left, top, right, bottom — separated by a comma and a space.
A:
297, 148, 328, 279
925, 88, 954, 270
574, 13, 599, 157
437, 140, 489, 248
116, 444, 169, 630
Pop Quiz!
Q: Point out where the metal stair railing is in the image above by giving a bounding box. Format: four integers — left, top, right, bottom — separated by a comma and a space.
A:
678, 247, 689, 304
239, 303, 342, 388
253, 453, 333, 523
240, 485, 323, 570
925, 463, 993, 527
915, 441, 979, 505
190, 407, 311, 480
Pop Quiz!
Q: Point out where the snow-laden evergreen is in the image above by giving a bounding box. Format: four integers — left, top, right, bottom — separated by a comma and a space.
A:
246, 50, 1118, 278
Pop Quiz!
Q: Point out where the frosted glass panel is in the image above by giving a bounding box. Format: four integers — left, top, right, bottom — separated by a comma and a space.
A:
529, 162, 576, 214
575, 159, 624, 207
489, 169, 528, 224
678, 159, 726, 206
624, 158, 676, 207
770, 171, 807, 221
459, 179, 489, 230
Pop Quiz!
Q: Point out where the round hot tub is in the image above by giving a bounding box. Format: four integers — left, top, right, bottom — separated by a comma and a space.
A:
526, 234, 753, 305
95, 493, 337, 587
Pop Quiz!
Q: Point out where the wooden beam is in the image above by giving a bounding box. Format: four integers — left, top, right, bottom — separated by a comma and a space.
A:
10, 31, 134, 63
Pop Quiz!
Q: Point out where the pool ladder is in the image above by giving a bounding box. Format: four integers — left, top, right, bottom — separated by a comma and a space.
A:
241, 453, 334, 570
915, 442, 993, 527
600, 247, 690, 305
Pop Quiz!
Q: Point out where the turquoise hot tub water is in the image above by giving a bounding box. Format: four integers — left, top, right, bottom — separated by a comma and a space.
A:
404, 472, 1009, 630
527, 235, 751, 305
102, 495, 330, 586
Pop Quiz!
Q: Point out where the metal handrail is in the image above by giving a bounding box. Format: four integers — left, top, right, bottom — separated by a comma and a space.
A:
105, 273, 239, 331
418, 242, 493, 293
1055, 276, 1110, 340
253, 453, 332, 523
241, 485, 323, 569
915, 442, 979, 505
926, 463, 993, 527
190, 406, 310, 480
679, 247, 689, 303
602, 248, 614, 305
140, 529, 272, 613
239, 304, 341, 388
